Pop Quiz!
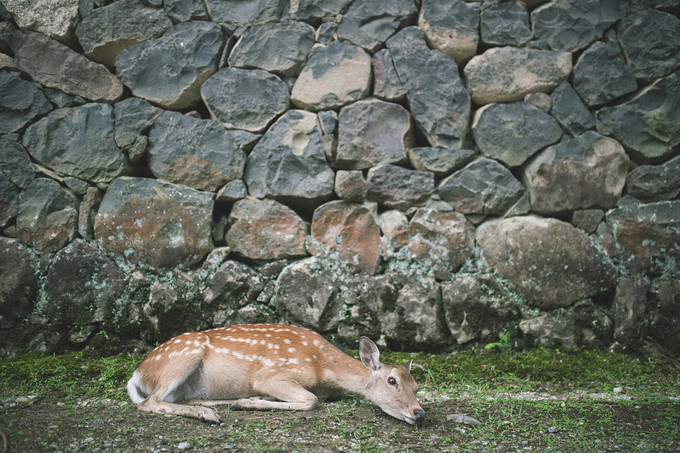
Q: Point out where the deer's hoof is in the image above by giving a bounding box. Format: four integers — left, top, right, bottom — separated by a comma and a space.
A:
198, 407, 221, 424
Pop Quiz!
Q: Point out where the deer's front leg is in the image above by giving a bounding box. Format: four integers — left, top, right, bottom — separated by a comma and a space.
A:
232, 379, 319, 411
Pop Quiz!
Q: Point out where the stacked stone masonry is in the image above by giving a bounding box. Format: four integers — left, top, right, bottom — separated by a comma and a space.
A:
0, 0, 679, 356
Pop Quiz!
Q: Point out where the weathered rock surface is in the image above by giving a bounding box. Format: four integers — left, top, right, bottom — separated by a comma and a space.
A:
442, 275, 520, 344
273, 257, 341, 331
244, 110, 335, 211
291, 0, 352, 21
625, 155, 680, 202
203, 260, 265, 311
387, 27, 470, 148
616, 9, 680, 80
372, 49, 407, 102
225, 198, 308, 261
606, 200, 680, 275
438, 158, 524, 216
531, 0, 627, 52
147, 111, 246, 191
8, 29, 123, 102
202, 64, 288, 133
407, 146, 475, 177
520, 301, 613, 348
16, 178, 78, 253
596, 71, 680, 163
366, 165, 434, 211
379, 210, 410, 252
163, 0, 208, 23
75, 0, 173, 68
418, 0, 479, 64
464, 47, 571, 105
291, 41, 371, 111
0, 237, 38, 327
613, 276, 649, 343
113, 97, 162, 150
408, 206, 475, 273
335, 99, 413, 170
477, 216, 617, 310
480, 1, 532, 47
204, 0, 286, 27
524, 132, 630, 214
94, 177, 214, 268
334, 171, 367, 203
0, 71, 52, 135
2, 0, 78, 43
647, 278, 680, 355
472, 101, 562, 167
115, 21, 223, 109
228, 21, 315, 77
337, 0, 417, 52
550, 82, 595, 137
309, 201, 381, 275
22, 103, 133, 183
40, 241, 128, 329
0, 139, 35, 228
573, 41, 637, 107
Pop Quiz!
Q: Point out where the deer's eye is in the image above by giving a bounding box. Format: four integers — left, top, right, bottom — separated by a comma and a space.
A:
388, 377, 397, 386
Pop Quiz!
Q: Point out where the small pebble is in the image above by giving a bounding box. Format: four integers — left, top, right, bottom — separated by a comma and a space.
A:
548, 426, 558, 433
177, 441, 191, 450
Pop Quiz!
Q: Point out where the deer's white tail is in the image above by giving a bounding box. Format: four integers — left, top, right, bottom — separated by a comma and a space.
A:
127, 369, 146, 405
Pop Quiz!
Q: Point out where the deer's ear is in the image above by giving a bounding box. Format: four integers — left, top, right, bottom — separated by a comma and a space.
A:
402, 360, 413, 371
359, 337, 381, 372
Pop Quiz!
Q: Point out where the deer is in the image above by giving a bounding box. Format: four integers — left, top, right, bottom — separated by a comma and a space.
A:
127, 323, 425, 425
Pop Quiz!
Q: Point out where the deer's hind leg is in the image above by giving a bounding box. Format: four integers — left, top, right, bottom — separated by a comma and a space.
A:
135, 352, 221, 423
230, 377, 319, 411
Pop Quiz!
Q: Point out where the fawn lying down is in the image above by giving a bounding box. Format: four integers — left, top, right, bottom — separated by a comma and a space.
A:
127, 323, 425, 424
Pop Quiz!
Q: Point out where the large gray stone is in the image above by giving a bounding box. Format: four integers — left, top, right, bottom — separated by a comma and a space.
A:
0, 71, 52, 135
617, 9, 680, 80
647, 278, 680, 356
8, 28, 123, 102
204, 0, 286, 27
606, 200, 680, 275
372, 49, 407, 102
203, 260, 265, 311
418, 0, 479, 64
0, 237, 38, 327
113, 97, 162, 150
16, 178, 78, 253
0, 139, 35, 228
273, 257, 341, 331
613, 276, 649, 343
309, 201, 381, 275
407, 146, 475, 177
335, 99, 413, 170
477, 216, 618, 310
225, 198, 308, 261
438, 158, 524, 216
40, 241, 128, 329
472, 101, 562, 167
625, 155, 680, 202
147, 111, 246, 192
464, 47, 571, 105
531, 0, 627, 52
442, 275, 521, 345
596, 71, 680, 163
366, 165, 434, 211
244, 110, 335, 212
387, 27, 470, 148
523, 132, 630, 214
337, 0, 417, 52
480, 1, 532, 47
550, 82, 595, 137
228, 21, 315, 77
115, 21, 223, 109
2, 0, 78, 43
163, 0, 208, 23
291, 0, 352, 21
291, 41, 371, 111
201, 68, 289, 134
572, 41, 637, 107
22, 103, 133, 183
94, 177, 214, 268
75, 0, 172, 68
408, 206, 475, 274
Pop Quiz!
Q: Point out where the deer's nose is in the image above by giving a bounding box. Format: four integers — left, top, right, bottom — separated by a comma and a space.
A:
414, 409, 425, 422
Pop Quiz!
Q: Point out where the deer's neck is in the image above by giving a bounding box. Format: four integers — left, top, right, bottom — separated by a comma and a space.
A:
321, 347, 374, 397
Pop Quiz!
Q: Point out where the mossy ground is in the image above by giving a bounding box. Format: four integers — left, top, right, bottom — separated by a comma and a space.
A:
1, 347, 679, 452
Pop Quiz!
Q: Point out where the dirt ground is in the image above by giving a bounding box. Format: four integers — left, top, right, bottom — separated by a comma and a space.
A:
2, 391, 678, 452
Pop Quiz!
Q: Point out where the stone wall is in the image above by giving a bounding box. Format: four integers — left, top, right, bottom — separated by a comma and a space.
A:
1, 0, 679, 356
